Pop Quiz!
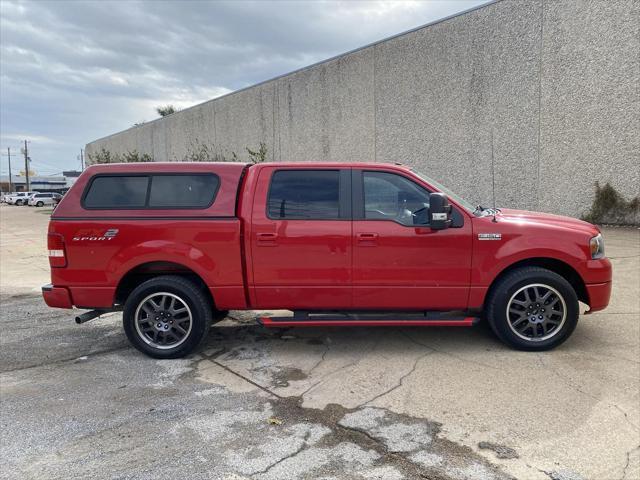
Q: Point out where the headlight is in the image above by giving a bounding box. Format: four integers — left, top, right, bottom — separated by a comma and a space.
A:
590, 233, 605, 259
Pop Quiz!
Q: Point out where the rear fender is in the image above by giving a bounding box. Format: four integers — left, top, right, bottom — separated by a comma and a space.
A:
108, 241, 215, 285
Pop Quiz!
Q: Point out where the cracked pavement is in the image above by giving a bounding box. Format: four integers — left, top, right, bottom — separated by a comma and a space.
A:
1, 205, 639, 479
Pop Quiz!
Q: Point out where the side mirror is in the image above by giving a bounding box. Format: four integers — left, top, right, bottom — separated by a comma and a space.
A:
429, 192, 452, 230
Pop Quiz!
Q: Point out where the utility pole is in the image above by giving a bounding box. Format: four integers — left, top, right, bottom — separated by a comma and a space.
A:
23, 140, 29, 191
1, 147, 13, 192
80, 148, 84, 171
7, 147, 12, 192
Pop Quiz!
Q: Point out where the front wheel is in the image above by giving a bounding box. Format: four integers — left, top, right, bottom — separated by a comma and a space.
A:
36, 201, 44, 207
15, 200, 22, 206
123, 276, 213, 359
486, 267, 579, 351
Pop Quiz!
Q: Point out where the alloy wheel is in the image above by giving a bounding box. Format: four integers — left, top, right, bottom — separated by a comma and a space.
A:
134, 292, 193, 349
506, 283, 567, 341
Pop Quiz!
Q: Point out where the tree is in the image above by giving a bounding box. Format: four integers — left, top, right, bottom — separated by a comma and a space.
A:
156, 105, 178, 117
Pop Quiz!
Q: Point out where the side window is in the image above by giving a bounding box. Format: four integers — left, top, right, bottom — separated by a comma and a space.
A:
268, 170, 340, 219
148, 174, 218, 208
83, 174, 219, 209
84, 176, 149, 208
363, 171, 430, 226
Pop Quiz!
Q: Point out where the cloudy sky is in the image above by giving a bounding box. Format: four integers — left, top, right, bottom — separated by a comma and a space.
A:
1, 0, 489, 175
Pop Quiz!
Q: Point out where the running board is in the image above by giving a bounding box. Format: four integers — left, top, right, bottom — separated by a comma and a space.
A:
258, 312, 479, 328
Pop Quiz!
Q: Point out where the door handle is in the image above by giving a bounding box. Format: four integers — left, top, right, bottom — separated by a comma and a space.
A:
357, 233, 378, 241
257, 233, 278, 245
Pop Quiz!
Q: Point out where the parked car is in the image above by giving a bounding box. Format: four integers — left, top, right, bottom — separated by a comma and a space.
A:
29, 192, 62, 207
6, 191, 38, 206
42, 162, 611, 358
1, 191, 18, 203
24, 192, 39, 205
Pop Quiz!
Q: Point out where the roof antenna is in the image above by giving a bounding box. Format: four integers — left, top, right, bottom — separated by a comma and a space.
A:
490, 130, 497, 223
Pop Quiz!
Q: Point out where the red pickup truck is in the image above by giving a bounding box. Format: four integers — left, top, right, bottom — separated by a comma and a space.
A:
42, 162, 611, 358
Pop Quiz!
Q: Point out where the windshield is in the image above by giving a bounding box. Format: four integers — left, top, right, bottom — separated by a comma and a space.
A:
411, 169, 477, 214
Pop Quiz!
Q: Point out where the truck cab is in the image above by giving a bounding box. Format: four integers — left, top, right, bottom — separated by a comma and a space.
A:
43, 162, 612, 358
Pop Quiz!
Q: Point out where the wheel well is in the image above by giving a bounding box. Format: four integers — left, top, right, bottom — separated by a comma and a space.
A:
115, 261, 214, 308
488, 258, 589, 305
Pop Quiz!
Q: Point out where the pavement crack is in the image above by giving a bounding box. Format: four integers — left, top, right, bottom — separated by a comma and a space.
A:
332, 416, 452, 480
1, 345, 130, 374
252, 430, 312, 476
537, 354, 639, 432
300, 358, 360, 398
400, 329, 501, 371
362, 350, 433, 407
538, 467, 554, 479
308, 343, 330, 375
211, 359, 281, 399
300, 337, 384, 399
620, 444, 639, 480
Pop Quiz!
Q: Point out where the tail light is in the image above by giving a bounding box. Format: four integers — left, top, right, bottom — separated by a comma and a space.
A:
48, 233, 67, 268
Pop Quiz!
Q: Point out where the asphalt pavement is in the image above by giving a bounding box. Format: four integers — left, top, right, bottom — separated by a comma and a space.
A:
1, 204, 638, 480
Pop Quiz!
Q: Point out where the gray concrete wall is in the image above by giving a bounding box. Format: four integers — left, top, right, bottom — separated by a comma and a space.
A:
86, 0, 639, 219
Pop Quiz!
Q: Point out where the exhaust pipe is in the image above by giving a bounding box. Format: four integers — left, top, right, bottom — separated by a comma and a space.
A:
75, 309, 111, 324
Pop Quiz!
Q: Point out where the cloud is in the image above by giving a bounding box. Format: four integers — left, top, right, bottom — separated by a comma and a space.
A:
0, 133, 60, 144
0, 0, 490, 172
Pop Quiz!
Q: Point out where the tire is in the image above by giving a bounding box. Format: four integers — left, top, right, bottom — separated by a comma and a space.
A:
36, 201, 43, 207
15, 200, 22, 206
123, 275, 212, 359
486, 267, 579, 351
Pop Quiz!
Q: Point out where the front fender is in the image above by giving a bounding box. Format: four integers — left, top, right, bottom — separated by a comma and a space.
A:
472, 227, 590, 287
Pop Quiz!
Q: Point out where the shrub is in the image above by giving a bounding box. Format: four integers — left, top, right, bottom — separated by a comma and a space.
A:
87, 147, 120, 164
246, 142, 268, 164
122, 150, 153, 163
184, 139, 240, 162
582, 182, 640, 225
87, 148, 154, 164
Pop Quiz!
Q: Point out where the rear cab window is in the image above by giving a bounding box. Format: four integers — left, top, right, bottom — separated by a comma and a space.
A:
82, 174, 219, 209
267, 169, 350, 220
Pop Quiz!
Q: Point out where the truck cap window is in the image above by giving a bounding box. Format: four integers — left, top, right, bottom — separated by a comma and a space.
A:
268, 170, 340, 219
83, 174, 219, 209
84, 176, 148, 208
149, 174, 219, 208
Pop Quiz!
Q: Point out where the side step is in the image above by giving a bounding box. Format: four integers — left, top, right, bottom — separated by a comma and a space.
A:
258, 311, 479, 328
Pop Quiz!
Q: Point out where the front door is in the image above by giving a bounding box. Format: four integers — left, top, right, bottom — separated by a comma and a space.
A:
251, 167, 352, 309
352, 169, 472, 310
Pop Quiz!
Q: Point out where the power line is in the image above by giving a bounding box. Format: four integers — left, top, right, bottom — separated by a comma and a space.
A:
29, 161, 64, 172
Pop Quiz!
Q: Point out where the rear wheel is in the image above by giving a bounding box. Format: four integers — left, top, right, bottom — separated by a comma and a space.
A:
486, 267, 579, 351
123, 275, 212, 359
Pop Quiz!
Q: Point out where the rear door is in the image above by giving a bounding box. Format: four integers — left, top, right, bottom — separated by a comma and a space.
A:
250, 167, 352, 309
352, 169, 472, 310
